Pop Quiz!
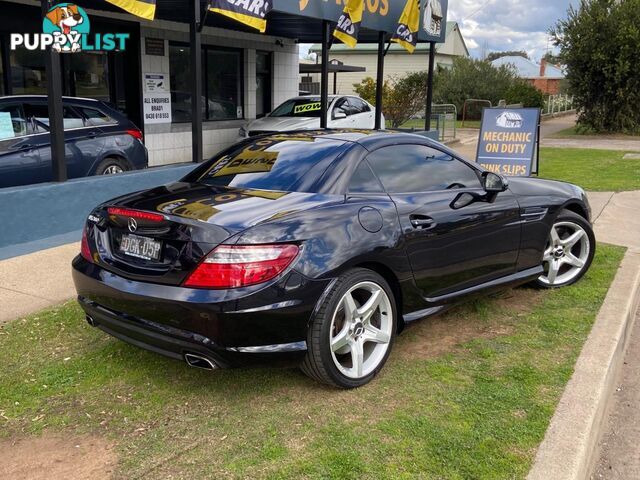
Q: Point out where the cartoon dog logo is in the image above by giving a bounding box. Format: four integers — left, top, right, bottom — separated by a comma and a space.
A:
44, 3, 87, 52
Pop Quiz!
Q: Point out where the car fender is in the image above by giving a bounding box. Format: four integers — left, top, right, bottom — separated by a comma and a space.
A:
226, 197, 421, 321
227, 199, 413, 282
89, 137, 139, 174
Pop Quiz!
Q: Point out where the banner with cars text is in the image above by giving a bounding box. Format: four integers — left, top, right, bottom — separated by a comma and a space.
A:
476, 108, 541, 177
333, 0, 365, 48
210, 0, 273, 33
274, 0, 448, 43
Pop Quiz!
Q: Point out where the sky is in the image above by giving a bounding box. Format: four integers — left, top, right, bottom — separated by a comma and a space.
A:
300, 0, 577, 62
449, 0, 577, 60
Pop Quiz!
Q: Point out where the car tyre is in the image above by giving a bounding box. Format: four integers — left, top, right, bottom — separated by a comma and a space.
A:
301, 268, 397, 388
95, 157, 130, 175
533, 209, 595, 288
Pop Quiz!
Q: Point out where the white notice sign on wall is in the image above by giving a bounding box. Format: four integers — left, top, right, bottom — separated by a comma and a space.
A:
144, 73, 167, 92
143, 93, 172, 124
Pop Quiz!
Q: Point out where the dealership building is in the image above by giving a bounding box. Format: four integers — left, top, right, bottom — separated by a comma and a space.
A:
1, 0, 300, 166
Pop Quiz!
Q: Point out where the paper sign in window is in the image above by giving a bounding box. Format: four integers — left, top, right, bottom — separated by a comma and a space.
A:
0, 112, 16, 140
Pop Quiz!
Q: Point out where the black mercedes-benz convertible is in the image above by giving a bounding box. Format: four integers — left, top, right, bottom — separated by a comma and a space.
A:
72, 130, 595, 388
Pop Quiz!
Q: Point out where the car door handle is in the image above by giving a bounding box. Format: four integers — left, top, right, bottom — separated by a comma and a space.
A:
11, 144, 34, 152
410, 215, 436, 229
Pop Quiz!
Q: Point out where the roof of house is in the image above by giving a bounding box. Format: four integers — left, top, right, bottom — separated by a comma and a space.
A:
309, 22, 468, 56
491, 55, 565, 79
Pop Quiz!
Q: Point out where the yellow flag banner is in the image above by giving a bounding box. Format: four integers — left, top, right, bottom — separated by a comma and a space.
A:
391, 0, 420, 53
210, 0, 273, 33
333, 0, 365, 48
106, 0, 156, 20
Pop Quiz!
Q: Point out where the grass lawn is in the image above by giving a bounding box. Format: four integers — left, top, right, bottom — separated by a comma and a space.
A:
539, 147, 640, 192
0, 245, 624, 479
396, 119, 481, 130
550, 126, 640, 140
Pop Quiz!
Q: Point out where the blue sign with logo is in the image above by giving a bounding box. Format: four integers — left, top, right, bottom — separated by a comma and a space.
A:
476, 108, 541, 177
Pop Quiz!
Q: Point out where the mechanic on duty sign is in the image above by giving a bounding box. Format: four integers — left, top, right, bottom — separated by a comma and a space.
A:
476, 108, 540, 176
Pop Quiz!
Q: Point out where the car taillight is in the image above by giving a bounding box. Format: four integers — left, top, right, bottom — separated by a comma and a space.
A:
107, 207, 165, 222
183, 244, 300, 289
81, 226, 93, 263
126, 128, 143, 141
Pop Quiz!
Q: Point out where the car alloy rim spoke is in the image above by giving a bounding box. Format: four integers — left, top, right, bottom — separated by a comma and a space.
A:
343, 292, 358, 320
564, 252, 585, 268
350, 337, 364, 377
329, 281, 393, 379
540, 221, 590, 286
562, 230, 585, 248
363, 324, 390, 344
357, 289, 382, 322
331, 326, 350, 352
547, 259, 560, 284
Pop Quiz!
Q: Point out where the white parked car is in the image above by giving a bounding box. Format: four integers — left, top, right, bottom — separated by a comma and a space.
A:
238, 95, 383, 139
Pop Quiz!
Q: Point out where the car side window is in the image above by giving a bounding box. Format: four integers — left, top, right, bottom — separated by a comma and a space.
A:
0, 104, 28, 139
348, 160, 385, 193
24, 104, 85, 131
333, 97, 350, 118
367, 144, 482, 193
348, 98, 370, 114
80, 107, 115, 126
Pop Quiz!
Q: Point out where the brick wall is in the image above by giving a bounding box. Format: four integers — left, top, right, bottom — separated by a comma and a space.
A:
529, 78, 561, 96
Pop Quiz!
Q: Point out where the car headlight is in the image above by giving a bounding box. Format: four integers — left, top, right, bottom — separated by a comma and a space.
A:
238, 126, 247, 137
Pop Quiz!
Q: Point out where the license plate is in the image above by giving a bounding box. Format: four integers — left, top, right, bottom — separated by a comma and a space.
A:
118, 234, 162, 261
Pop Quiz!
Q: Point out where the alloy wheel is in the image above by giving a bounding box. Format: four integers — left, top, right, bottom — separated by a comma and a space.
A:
329, 281, 393, 379
103, 165, 124, 175
538, 221, 590, 286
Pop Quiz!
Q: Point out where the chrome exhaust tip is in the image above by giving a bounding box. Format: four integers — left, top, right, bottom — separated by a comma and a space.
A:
86, 315, 97, 327
184, 353, 217, 370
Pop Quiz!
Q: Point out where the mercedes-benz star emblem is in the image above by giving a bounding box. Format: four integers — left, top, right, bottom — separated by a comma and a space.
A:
128, 217, 138, 233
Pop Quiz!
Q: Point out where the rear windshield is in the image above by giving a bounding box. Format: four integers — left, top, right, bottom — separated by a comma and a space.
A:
194, 134, 348, 193
270, 98, 323, 118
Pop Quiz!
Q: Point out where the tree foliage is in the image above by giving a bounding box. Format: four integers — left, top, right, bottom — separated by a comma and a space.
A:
505, 80, 546, 109
432, 57, 517, 115
353, 72, 428, 128
542, 51, 561, 65
485, 50, 530, 62
354, 56, 551, 126
552, 0, 640, 133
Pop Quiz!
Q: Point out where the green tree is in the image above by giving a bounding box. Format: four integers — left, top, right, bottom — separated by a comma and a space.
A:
485, 50, 529, 62
432, 57, 518, 117
504, 80, 545, 109
542, 51, 561, 65
552, 0, 640, 133
353, 72, 427, 128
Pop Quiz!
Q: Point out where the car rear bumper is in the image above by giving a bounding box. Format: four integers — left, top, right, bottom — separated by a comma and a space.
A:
72, 256, 331, 367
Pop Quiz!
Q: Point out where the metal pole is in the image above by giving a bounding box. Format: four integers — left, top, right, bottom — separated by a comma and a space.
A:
333, 71, 337, 95
374, 31, 385, 130
320, 20, 331, 130
42, 0, 66, 182
190, 0, 203, 163
424, 41, 436, 132
534, 115, 541, 176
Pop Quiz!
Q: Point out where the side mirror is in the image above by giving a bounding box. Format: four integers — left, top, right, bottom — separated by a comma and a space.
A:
482, 172, 508, 193
333, 110, 347, 120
